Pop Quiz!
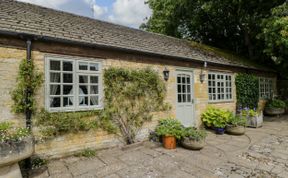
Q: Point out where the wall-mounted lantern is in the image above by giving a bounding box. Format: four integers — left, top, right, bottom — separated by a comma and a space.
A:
199, 61, 207, 83
163, 67, 170, 81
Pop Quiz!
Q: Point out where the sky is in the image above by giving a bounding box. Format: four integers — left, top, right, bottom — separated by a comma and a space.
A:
17, 0, 152, 28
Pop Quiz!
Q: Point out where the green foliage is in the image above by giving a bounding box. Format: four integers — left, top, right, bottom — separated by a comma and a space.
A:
0, 122, 30, 142
266, 99, 286, 109
201, 106, 232, 128
235, 73, 259, 109
227, 115, 247, 127
182, 127, 207, 141
102, 67, 169, 144
31, 156, 48, 169
258, 2, 288, 78
241, 109, 258, 117
35, 109, 116, 139
155, 118, 184, 139
11, 59, 43, 114
75, 148, 97, 158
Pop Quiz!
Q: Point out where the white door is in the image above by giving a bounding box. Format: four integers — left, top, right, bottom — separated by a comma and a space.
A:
176, 71, 194, 127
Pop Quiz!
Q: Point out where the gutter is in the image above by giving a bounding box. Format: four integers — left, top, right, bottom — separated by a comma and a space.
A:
0, 30, 276, 73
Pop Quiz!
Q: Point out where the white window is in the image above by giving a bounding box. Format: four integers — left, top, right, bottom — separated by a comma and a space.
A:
45, 56, 102, 112
208, 73, 232, 102
259, 78, 273, 99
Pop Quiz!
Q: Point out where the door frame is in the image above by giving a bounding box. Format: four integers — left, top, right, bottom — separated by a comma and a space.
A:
175, 67, 196, 127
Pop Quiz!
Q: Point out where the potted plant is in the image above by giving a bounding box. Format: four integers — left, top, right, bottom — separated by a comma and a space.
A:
240, 107, 263, 128
264, 99, 286, 116
0, 122, 34, 177
181, 127, 207, 150
201, 106, 231, 134
155, 118, 183, 149
226, 115, 246, 135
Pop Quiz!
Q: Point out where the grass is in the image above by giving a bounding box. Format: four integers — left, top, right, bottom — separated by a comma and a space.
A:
75, 148, 97, 158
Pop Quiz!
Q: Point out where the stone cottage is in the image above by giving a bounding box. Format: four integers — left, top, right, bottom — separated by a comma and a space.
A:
0, 0, 277, 158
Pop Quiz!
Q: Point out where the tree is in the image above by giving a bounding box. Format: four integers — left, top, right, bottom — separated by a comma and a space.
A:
258, 2, 288, 78
142, 0, 285, 60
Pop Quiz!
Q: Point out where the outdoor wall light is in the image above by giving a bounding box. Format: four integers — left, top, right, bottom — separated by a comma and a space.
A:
200, 61, 207, 83
163, 67, 170, 81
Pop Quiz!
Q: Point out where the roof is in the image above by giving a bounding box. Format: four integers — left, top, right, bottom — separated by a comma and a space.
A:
0, 0, 272, 71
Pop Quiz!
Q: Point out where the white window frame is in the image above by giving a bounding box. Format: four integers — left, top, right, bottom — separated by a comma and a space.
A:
45, 55, 103, 112
259, 77, 273, 99
208, 72, 233, 102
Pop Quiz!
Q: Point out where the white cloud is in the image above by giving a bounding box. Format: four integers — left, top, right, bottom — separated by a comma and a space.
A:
84, 0, 108, 18
17, 0, 68, 9
108, 0, 151, 28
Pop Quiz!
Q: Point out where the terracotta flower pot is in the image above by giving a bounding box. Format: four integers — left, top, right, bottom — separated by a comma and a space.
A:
162, 136, 176, 149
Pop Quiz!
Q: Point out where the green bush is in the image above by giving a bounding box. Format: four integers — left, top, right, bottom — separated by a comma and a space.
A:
266, 99, 286, 109
227, 115, 247, 127
241, 109, 258, 117
201, 106, 233, 128
0, 122, 30, 142
155, 118, 184, 139
235, 73, 259, 109
182, 127, 207, 141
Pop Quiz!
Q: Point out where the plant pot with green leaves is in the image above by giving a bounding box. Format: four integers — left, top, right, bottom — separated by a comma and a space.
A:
201, 106, 231, 134
264, 99, 286, 116
240, 107, 263, 128
226, 115, 246, 135
181, 127, 207, 150
155, 118, 184, 149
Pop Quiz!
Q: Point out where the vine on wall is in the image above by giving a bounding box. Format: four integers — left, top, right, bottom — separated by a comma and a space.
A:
235, 73, 259, 109
11, 59, 43, 114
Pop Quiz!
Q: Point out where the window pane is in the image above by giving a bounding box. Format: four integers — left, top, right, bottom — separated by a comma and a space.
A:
50, 85, 60, 95
90, 63, 99, 71
178, 94, 182, 103
79, 75, 88, 83
177, 85, 181, 93
50, 73, 60, 83
90, 96, 99, 106
177, 77, 181, 83
63, 73, 73, 83
187, 85, 191, 93
182, 85, 186, 93
90, 76, 98, 84
187, 77, 190, 84
182, 94, 186, 102
50, 97, 60, 108
79, 96, 88, 106
63, 61, 73, 71
182, 77, 186, 84
90, 85, 98, 94
79, 62, 88, 70
50, 60, 60, 71
63, 97, 73, 107
63, 85, 73, 95
187, 94, 191, 102
79, 85, 88, 95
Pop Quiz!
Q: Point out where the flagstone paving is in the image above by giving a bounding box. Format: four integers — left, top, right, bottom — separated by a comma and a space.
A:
33, 115, 288, 178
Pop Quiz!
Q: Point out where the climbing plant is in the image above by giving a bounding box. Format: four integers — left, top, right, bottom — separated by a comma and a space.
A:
235, 73, 259, 109
102, 67, 170, 144
11, 59, 43, 114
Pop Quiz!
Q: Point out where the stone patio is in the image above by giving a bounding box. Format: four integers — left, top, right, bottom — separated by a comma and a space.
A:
33, 115, 288, 178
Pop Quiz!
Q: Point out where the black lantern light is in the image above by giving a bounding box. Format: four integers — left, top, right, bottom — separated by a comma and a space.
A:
163, 67, 170, 81
200, 61, 207, 83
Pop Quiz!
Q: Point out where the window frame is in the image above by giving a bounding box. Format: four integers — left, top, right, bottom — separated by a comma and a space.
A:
208, 72, 233, 103
45, 55, 103, 112
259, 77, 273, 99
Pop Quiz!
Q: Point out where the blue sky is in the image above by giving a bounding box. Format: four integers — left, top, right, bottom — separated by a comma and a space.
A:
17, 0, 151, 28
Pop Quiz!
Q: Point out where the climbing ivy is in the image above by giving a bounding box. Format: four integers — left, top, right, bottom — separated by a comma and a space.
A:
11, 59, 43, 114
235, 73, 259, 109
102, 67, 170, 144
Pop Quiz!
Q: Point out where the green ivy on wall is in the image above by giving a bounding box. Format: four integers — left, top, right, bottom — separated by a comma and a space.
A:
11, 59, 43, 114
235, 73, 259, 109
102, 67, 170, 144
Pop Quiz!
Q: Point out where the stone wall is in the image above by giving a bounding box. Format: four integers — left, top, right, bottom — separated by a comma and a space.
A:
0, 43, 275, 158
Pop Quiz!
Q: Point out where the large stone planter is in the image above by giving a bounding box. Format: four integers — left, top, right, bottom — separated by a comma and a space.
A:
181, 137, 205, 150
264, 108, 285, 116
0, 136, 34, 177
226, 126, 245, 135
246, 111, 263, 128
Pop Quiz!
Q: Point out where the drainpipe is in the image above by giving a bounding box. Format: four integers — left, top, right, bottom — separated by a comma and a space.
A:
25, 39, 32, 131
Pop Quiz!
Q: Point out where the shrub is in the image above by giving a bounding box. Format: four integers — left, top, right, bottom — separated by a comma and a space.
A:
240, 108, 258, 117
182, 127, 207, 141
266, 99, 286, 109
227, 115, 247, 127
155, 118, 184, 139
201, 106, 233, 128
0, 122, 30, 143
